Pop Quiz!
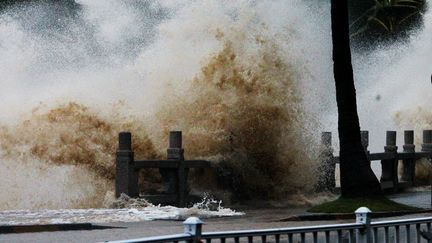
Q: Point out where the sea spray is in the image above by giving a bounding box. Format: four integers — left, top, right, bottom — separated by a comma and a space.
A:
0, 102, 159, 179
0, 0, 334, 209
154, 34, 317, 199
0, 102, 161, 209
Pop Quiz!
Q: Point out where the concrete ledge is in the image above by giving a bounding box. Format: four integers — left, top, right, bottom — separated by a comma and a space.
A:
0, 223, 122, 234
280, 209, 432, 221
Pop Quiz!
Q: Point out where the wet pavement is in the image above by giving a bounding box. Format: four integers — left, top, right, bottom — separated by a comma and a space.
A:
1, 209, 432, 243
1, 190, 432, 242
389, 190, 432, 209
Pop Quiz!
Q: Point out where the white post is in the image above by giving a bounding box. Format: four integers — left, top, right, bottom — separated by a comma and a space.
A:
183, 217, 203, 243
355, 207, 372, 243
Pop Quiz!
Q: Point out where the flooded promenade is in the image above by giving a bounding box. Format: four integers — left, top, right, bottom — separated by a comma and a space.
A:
0, 189, 431, 242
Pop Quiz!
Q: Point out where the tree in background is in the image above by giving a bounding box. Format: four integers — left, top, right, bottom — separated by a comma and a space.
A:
331, 0, 383, 197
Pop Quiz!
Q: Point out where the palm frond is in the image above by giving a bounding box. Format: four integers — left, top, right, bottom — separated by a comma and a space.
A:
369, 16, 391, 32
398, 9, 422, 24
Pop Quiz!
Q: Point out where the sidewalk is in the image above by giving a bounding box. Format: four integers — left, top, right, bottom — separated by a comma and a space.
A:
0, 190, 431, 242
390, 190, 431, 209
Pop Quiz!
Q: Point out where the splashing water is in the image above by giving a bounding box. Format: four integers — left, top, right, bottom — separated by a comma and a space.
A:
0, 197, 244, 225
154, 35, 318, 199
0, 0, 337, 211
0, 102, 160, 209
8, 0, 432, 209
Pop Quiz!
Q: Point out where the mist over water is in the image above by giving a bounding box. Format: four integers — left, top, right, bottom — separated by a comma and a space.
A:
5, 0, 429, 209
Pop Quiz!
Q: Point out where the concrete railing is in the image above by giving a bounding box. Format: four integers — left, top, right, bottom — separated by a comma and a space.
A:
115, 131, 211, 207
318, 130, 432, 192
105, 207, 432, 243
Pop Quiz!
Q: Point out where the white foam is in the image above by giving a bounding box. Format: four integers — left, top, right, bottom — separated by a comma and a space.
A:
0, 206, 244, 225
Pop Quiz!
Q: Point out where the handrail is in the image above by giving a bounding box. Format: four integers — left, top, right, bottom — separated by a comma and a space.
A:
104, 210, 432, 243
105, 233, 192, 243
134, 160, 211, 168
318, 130, 432, 195
201, 222, 363, 239
371, 216, 432, 227
116, 131, 211, 207
333, 151, 432, 164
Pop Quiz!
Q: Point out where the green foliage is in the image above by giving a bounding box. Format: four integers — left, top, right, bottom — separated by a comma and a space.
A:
308, 196, 419, 213
350, 0, 426, 46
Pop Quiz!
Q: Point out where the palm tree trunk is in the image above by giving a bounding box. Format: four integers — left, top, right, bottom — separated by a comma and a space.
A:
331, 0, 382, 197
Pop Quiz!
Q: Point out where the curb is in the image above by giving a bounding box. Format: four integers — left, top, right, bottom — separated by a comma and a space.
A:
279, 209, 432, 221
0, 223, 121, 234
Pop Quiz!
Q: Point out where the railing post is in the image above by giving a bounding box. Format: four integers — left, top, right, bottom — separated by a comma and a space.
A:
160, 131, 184, 196
355, 207, 372, 243
381, 131, 398, 191
421, 130, 432, 187
183, 217, 203, 243
160, 131, 188, 207
401, 130, 415, 185
171, 131, 187, 208
316, 132, 335, 192
115, 132, 138, 198
422, 130, 432, 152
361, 130, 369, 155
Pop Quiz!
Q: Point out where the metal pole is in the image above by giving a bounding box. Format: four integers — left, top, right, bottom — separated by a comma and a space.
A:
355, 207, 372, 243
183, 217, 203, 243
422, 130, 432, 208
428, 155, 432, 208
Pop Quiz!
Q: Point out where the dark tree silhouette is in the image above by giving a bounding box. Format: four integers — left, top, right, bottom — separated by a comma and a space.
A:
331, 0, 382, 197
